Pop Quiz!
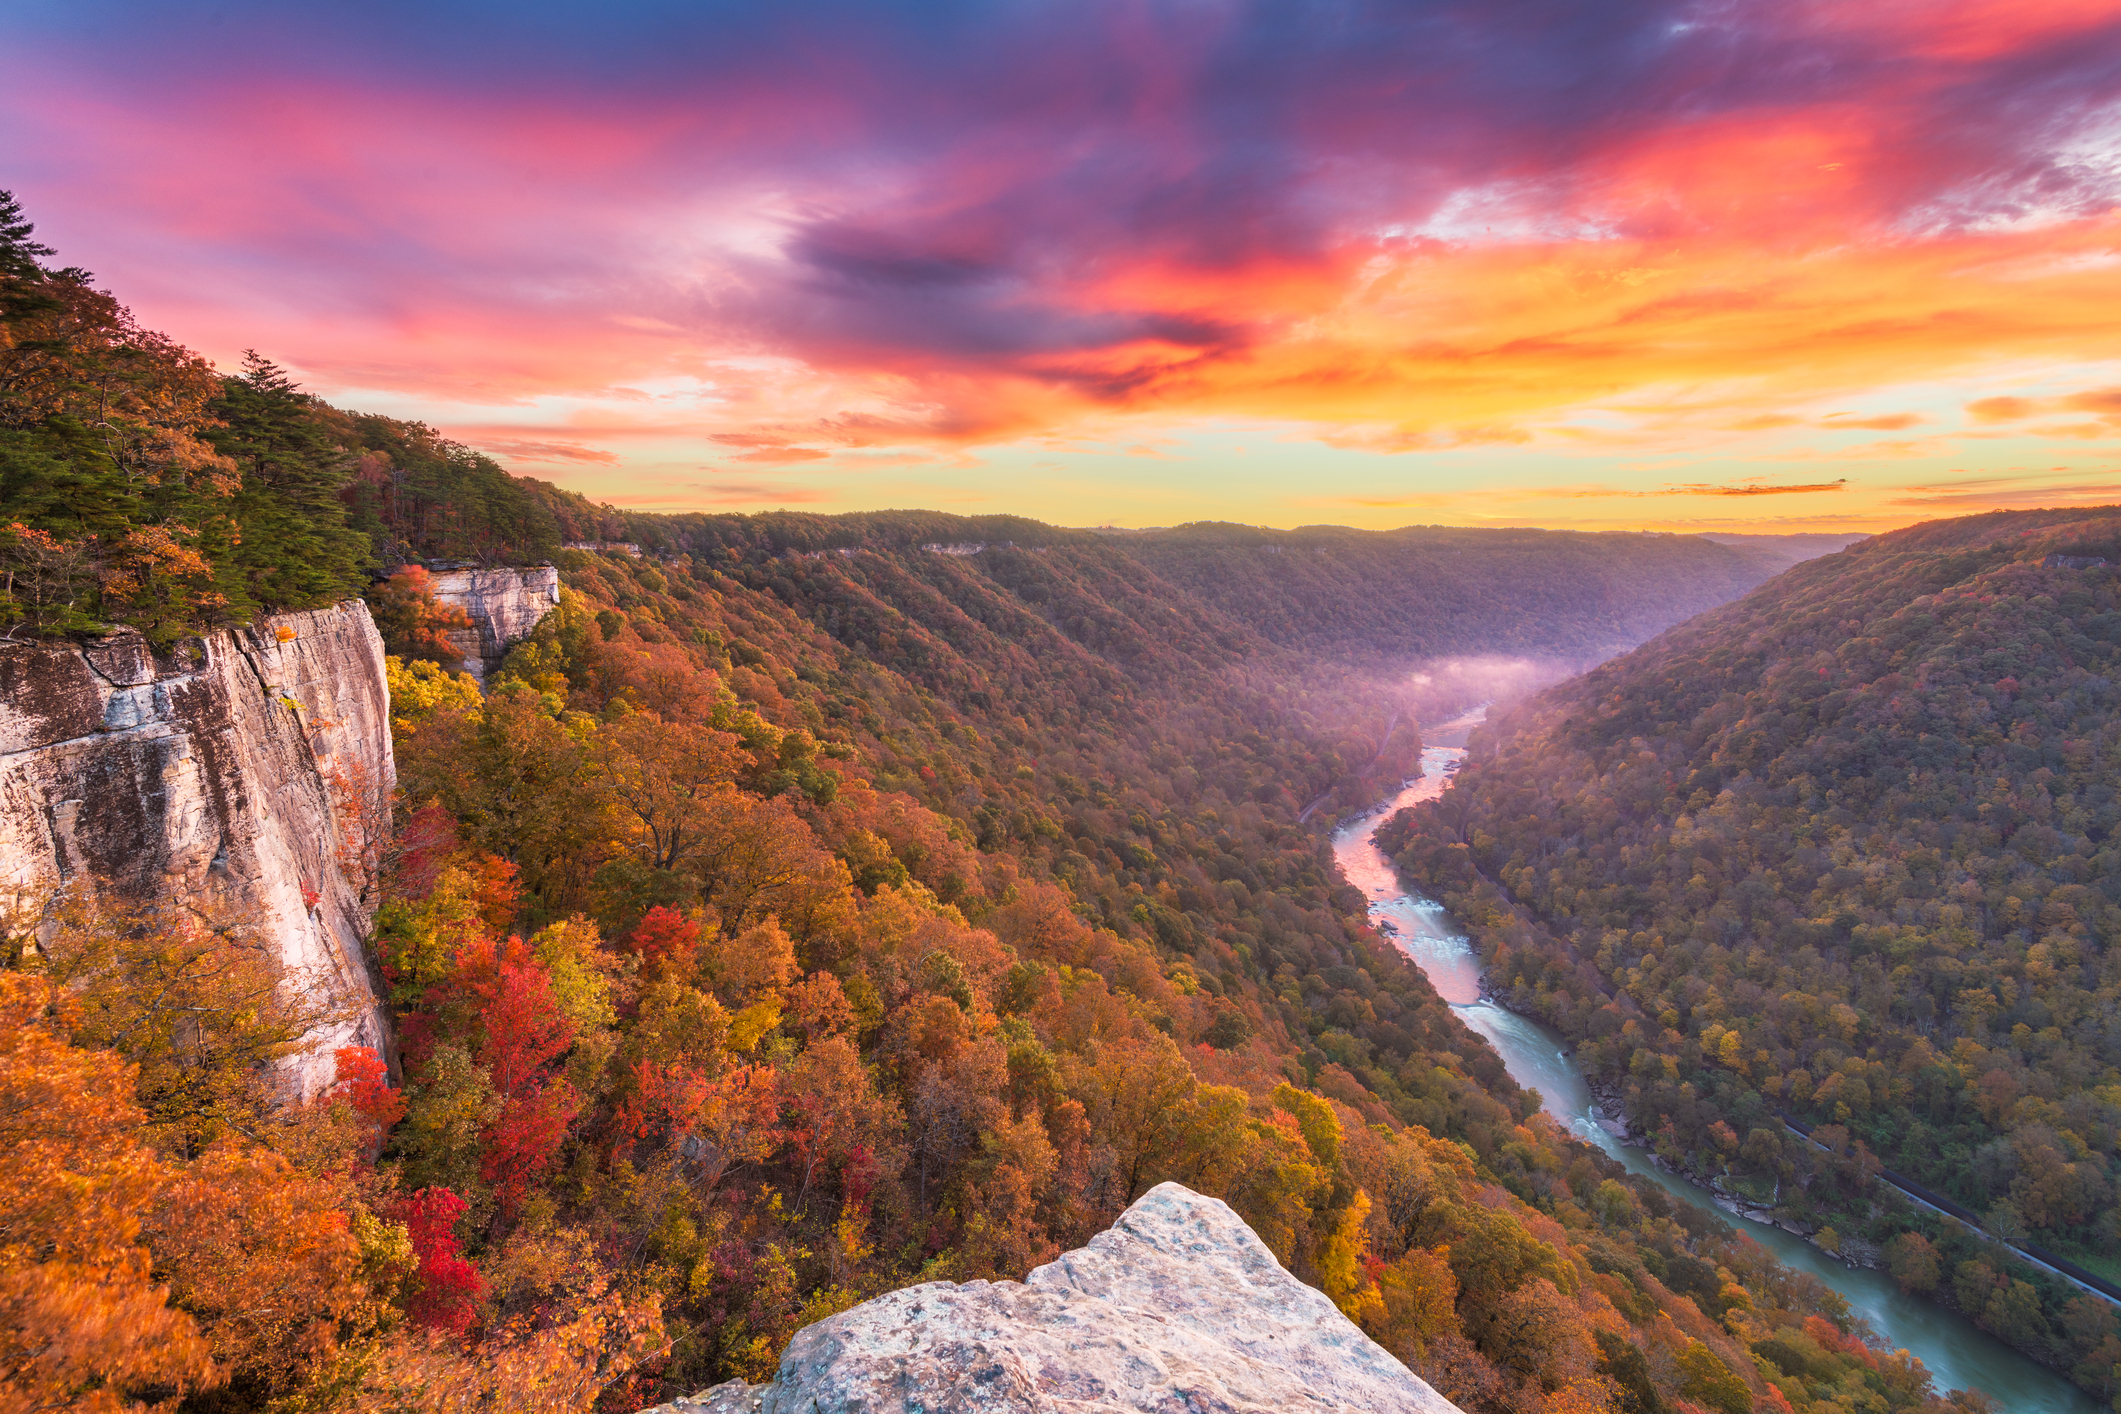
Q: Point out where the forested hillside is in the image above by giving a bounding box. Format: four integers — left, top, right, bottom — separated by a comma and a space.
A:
1, 188, 1990, 1414
0, 186, 559, 640
1382, 508, 2121, 1399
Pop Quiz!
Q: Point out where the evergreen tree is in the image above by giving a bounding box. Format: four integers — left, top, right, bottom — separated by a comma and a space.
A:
0, 189, 54, 279
207, 353, 372, 614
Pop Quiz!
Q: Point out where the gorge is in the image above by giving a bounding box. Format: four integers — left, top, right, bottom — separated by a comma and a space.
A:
1337, 710, 2103, 1412
0, 201, 2050, 1405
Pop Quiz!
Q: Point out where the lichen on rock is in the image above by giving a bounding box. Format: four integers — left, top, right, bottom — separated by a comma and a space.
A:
646, 1182, 1462, 1414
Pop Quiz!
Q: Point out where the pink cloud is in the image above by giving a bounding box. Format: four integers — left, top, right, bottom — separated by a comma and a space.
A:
473, 438, 622, 465
5, 0, 2121, 518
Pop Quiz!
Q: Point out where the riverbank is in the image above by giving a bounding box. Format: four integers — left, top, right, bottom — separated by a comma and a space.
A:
1471, 970, 1850, 1252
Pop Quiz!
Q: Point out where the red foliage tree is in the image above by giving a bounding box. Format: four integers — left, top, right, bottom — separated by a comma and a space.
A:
329, 1044, 406, 1147
624, 905, 703, 983
399, 1186, 483, 1335
460, 936, 575, 1098
482, 1081, 583, 1215
441, 937, 583, 1213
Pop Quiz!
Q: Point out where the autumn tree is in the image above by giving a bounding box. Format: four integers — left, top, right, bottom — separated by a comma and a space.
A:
0, 972, 215, 1412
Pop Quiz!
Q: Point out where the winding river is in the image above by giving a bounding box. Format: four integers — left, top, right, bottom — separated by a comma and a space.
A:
1333, 707, 2100, 1411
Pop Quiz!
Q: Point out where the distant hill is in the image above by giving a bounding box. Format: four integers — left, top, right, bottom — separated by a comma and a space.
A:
1098, 521, 1778, 664
1699, 531, 1871, 575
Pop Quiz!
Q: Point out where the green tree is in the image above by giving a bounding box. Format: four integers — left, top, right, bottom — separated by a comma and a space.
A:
0, 189, 54, 278
1676, 1339, 1752, 1414
206, 352, 371, 616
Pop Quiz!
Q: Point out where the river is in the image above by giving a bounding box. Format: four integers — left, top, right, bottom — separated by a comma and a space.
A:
1331, 707, 2101, 1412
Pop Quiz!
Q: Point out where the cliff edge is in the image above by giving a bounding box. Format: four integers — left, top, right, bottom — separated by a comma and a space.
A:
652, 1182, 1462, 1414
0, 601, 394, 1091
428, 565, 561, 679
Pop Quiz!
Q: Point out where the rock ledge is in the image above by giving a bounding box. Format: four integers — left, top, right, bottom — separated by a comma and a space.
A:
649, 1182, 1460, 1414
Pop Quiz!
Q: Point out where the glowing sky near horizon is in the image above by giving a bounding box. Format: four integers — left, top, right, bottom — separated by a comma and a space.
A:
6, 0, 2121, 532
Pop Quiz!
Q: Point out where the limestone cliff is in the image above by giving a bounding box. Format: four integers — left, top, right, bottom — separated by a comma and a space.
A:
428, 566, 561, 679
653, 1183, 1462, 1414
0, 601, 394, 1092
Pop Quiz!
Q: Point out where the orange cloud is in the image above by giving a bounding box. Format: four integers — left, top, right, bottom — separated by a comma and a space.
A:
2064, 388, 2121, 414
682, 480, 836, 505
1571, 479, 1849, 498
471, 438, 621, 465
1821, 413, 1923, 430
726, 447, 832, 464
1963, 388, 2121, 430
1967, 396, 2037, 422
1889, 480, 2121, 508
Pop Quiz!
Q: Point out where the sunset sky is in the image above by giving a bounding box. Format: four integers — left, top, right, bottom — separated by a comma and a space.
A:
6, 0, 2121, 532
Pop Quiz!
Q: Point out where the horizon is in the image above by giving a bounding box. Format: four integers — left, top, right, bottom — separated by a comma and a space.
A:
7, 0, 2121, 534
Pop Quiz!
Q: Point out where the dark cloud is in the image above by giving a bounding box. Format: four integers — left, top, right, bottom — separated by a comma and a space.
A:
12, 0, 2120, 403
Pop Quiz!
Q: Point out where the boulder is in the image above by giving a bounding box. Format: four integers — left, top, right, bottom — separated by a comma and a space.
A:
648, 1182, 1460, 1414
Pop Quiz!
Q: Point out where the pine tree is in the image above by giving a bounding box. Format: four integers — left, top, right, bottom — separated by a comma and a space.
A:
207, 353, 372, 614
0, 189, 54, 279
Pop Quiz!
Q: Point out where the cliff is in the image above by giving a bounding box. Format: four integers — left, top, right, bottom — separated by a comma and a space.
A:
653, 1183, 1461, 1414
0, 601, 394, 1092
428, 565, 562, 679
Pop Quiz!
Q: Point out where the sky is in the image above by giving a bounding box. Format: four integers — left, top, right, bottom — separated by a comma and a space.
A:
5, 0, 2121, 533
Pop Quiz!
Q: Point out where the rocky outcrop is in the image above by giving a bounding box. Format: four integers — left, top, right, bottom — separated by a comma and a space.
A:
0, 601, 393, 1092
651, 1183, 1461, 1414
427, 566, 561, 679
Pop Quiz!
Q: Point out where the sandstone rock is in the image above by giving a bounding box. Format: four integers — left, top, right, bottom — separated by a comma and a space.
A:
0, 601, 394, 1092
647, 1182, 1461, 1414
427, 566, 562, 679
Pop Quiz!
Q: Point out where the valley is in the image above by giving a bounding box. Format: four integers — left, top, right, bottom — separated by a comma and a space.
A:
8, 3, 2120, 1407
1382, 513, 2121, 1406
1340, 709, 2102, 1411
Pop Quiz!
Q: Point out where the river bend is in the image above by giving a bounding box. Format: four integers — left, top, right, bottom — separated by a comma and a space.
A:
1332, 708, 2098, 1412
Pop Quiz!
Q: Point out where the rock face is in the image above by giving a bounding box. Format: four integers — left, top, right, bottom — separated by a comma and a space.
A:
653, 1183, 1461, 1414
427, 566, 561, 679
0, 601, 394, 1092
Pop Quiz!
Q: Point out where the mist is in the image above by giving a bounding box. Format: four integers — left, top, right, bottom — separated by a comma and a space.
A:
1403, 654, 1586, 722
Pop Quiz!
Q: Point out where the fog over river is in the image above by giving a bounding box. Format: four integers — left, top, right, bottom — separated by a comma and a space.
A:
1332, 707, 2101, 1411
